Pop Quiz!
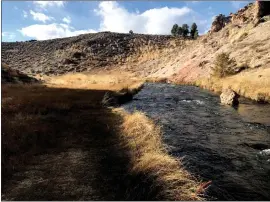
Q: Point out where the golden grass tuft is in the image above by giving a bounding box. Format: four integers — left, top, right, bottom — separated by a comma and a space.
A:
117, 110, 203, 200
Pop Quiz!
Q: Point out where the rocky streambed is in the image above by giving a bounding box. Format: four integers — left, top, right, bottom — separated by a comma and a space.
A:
123, 83, 270, 200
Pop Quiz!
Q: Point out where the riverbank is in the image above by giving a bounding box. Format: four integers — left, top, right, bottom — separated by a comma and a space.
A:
122, 82, 270, 200
2, 74, 201, 200
145, 67, 270, 103
115, 109, 202, 200
195, 68, 270, 103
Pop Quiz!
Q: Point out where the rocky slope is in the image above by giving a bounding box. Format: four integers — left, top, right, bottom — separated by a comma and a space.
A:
2, 2, 270, 83
2, 33, 184, 76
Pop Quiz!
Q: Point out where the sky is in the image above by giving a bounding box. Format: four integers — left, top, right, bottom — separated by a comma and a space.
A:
2, 1, 251, 42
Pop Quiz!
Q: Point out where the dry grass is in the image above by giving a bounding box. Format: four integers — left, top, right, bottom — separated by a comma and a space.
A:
229, 23, 253, 44
2, 78, 201, 200
196, 67, 270, 102
115, 110, 203, 200
145, 77, 168, 83
43, 71, 143, 92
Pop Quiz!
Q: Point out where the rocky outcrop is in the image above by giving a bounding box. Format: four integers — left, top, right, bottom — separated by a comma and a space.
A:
220, 89, 239, 106
209, 14, 231, 33
255, 1, 270, 18
211, 2, 270, 33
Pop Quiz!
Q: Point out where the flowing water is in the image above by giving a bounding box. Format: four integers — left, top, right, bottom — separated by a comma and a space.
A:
123, 83, 270, 201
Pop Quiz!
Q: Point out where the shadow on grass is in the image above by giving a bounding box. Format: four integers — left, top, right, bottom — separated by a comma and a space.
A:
1, 84, 162, 200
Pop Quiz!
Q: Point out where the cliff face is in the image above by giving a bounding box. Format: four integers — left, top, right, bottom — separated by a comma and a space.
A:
2, 2, 270, 82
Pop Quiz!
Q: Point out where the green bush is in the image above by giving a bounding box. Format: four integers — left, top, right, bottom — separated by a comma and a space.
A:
211, 53, 237, 78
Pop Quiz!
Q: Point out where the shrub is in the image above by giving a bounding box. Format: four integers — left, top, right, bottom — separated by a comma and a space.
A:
211, 53, 237, 77
129, 30, 134, 34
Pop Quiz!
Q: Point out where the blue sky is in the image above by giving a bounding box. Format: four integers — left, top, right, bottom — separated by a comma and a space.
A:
2, 1, 251, 42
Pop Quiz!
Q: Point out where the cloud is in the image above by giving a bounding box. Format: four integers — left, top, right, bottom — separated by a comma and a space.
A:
63, 16, 71, 24
33, 1, 65, 9
23, 10, 28, 18
19, 23, 96, 40
2, 32, 16, 40
94, 2, 210, 35
30, 10, 54, 23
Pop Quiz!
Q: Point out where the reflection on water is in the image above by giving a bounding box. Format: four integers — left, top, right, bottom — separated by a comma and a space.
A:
124, 83, 270, 201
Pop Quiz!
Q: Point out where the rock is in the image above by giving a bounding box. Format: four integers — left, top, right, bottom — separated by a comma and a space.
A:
254, 1, 270, 19
210, 14, 231, 33
259, 149, 270, 156
220, 89, 239, 106
101, 91, 133, 106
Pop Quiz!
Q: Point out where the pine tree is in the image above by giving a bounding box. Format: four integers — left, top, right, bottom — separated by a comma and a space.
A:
176, 26, 183, 36
190, 23, 198, 39
171, 24, 179, 36
182, 24, 189, 37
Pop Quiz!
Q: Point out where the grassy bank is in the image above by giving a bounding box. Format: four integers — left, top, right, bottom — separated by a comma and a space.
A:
116, 110, 202, 200
196, 68, 270, 102
2, 76, 201, 200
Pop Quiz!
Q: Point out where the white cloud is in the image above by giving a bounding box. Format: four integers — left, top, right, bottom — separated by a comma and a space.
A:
94, 2, 210, 35
30, 10, 54, 23
33, 1, 65, 9
2, 32, 16, 40
62, 16, 71, 24
19, 23, 96, 40
23, 10, 28, 18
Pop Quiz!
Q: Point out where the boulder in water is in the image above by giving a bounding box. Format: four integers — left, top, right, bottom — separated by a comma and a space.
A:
220, 88, 239, 106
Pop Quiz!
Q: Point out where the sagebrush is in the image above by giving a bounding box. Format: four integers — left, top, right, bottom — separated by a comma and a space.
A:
211, 53, 237, 77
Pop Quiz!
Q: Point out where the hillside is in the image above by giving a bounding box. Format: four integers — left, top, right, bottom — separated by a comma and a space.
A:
1, 63, 39, 84
2, 1, 270, 100
2, 33, 184, 76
